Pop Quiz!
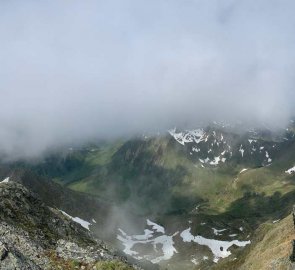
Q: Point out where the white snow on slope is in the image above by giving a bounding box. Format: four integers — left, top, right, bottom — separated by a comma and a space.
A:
210, 157, 220, 165
0, 177, 9, 183
180, 228, 250, 262
199, 158, 210, 164
60, 210, 91, 230
117, 219, 178, 263
147, 219, 165, 233
168, 128, 205, 145
192, 147, 200, 152
212, 228, 227, 236
286, 166, 295, 174
210, 156, 226, 165
239, 169, 248, 174
239, 145, 244, 157
273, 219, 280, 224
265, 151, 272, 163
151, 234, 178, 263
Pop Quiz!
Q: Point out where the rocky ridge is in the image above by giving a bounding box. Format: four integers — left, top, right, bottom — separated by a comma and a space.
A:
0, 181, 140, 270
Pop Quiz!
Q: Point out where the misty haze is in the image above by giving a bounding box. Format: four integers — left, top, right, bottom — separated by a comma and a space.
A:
0, 1, 295, 270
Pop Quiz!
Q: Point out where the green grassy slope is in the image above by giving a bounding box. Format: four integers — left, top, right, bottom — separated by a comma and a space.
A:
6, 125, 295, 269
24, 130, 295, 219
212, 214, 295, 270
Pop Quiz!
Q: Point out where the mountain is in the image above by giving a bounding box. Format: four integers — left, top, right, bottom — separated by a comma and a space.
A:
0, 179, 140, 270
1, 120, 295, 269
212, 213, 295, 270
24, 121, 295, 215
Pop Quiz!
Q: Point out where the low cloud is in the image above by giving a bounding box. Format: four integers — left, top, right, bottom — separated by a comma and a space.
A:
0, 0, 295, 159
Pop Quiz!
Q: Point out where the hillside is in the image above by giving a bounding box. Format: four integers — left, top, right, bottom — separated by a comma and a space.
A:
3, 122, 295, 269
26, 123, 295, 215
0, 180, 140, 270
212, 214, 295, 270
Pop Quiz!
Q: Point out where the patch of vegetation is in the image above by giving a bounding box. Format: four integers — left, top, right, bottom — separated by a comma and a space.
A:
47, 251, 133, 270
95, 260, 133, 270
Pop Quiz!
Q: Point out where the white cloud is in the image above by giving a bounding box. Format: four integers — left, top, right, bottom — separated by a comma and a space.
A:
0, 0, 294, 159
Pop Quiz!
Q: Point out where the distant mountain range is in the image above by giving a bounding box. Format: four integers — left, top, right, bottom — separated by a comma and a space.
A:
1, 120, 295, 269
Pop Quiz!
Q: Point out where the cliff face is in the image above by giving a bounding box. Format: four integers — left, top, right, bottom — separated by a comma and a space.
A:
0, 181, 138, 270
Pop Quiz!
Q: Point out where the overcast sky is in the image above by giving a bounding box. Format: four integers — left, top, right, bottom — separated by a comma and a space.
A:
0, 0, 295, 159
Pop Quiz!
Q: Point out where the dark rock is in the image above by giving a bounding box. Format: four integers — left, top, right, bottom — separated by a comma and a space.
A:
0, 241, 8, 261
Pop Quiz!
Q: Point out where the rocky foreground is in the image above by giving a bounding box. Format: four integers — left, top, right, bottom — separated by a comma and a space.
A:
0, 181, 140, 270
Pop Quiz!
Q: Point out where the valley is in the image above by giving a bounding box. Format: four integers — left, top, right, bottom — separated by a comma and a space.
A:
3, 121, 294, 269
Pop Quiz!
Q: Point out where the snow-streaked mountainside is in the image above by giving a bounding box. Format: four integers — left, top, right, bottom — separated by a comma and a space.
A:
1, 120, 295, 269
168, 123, 295, 168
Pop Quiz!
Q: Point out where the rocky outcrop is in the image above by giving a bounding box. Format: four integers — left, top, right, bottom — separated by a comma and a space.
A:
0, 181, 140, 270
7, 168, 110, 224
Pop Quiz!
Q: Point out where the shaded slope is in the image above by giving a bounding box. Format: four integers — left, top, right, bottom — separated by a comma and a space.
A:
0, 181, 138, 270
212, 214, 295, 270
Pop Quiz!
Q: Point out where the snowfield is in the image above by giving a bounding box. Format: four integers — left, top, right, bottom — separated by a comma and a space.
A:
118, 219, 250, 265
180, 228, 250, 262
117, 219, 178, 263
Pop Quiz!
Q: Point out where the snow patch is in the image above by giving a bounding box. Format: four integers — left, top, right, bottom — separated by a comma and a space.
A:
1, 177, 9, 183
60, 210, 91, 230
180, 228, 250, 262
239, 145, 244, 157
285, 166, 295, 174
199, 158, 210, 164
168, 128, 205, 145
191, 258, 198, 265
210, 156, 220, 165
147, 219, 165, 233
210, 156, 227, 165
265, 151, 272, 163
239, 169, 248, 174
117, 220, 178, 263
272, 219, 280, 224
212, 228, 227, 236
